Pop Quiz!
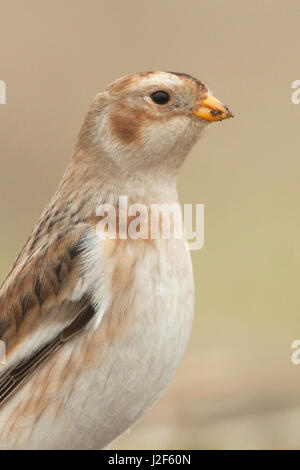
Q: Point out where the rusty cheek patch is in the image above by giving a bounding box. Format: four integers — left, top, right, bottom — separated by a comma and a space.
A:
109, 106, 146, 145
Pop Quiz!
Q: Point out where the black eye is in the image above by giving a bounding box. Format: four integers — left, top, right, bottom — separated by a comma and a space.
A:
150, 91, 170, 105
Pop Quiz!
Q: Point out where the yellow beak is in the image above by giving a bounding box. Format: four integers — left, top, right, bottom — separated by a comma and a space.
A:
193, 94, 233, 122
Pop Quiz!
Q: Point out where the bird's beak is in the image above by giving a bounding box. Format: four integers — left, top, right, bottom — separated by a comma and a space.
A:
193, 94, 233, 122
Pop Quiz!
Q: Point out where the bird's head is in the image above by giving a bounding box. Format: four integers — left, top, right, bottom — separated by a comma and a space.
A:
77, 71, 233, 178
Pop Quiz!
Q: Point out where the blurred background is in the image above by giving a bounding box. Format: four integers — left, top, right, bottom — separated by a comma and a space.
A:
1, 0, 300, 449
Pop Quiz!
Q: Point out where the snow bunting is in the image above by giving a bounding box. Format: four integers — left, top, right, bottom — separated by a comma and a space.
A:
0, 71, 232, 449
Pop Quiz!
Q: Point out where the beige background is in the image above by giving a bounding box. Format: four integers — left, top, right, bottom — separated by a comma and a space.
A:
1, 0, 300, 449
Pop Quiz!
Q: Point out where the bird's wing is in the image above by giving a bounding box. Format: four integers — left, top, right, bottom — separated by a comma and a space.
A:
0, 223, 97, 408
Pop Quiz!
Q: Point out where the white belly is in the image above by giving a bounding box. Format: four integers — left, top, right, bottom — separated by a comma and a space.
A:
0, 238, 194, 449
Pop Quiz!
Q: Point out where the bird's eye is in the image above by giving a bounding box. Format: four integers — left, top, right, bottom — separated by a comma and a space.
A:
150, 91, 170, 105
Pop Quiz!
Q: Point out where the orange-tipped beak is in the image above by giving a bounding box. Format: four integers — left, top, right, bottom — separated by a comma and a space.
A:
193, 94, 233, 122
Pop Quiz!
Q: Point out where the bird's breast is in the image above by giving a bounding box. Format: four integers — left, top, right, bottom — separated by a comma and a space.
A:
0, 234, 194, 449
74, 233, 195, 447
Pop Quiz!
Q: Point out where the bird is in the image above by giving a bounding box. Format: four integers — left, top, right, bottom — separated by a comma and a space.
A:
0, 71, 232, 449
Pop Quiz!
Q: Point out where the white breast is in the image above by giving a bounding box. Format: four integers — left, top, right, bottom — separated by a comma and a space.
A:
71, 233, 195, 448
0, 233, 194, 449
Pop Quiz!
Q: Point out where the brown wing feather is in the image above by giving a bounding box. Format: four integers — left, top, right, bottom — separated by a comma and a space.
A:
0, 302, 95, 408
0, 223, 89, 349
0, 221, 97, 408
